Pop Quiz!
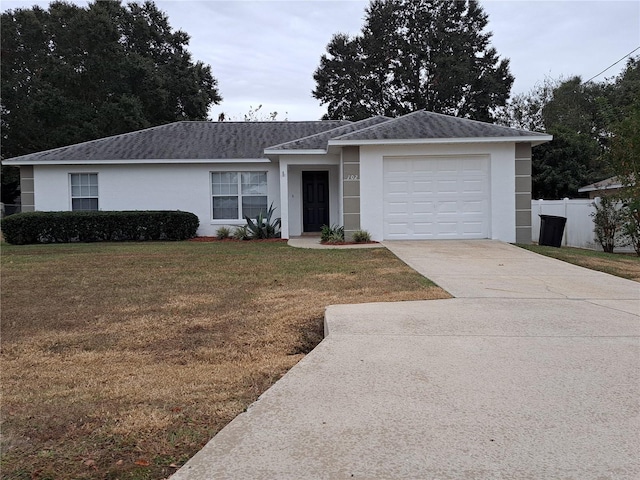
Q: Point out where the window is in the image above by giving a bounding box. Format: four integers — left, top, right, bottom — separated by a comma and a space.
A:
212, 172, 267, 220
70, 173, 98, 211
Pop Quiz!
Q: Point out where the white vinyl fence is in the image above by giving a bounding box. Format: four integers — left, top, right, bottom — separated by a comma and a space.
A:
531, 198, 633, 252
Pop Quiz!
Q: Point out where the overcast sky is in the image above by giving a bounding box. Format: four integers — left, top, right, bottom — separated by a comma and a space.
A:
2, 0, 639, 121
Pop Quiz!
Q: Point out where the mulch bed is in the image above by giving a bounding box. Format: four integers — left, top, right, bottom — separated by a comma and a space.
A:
188, 237, 287, 243
188, 237, 378, 246
321, 241, 379, 246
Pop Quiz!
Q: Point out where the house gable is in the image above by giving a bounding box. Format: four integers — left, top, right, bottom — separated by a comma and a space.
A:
330, 110, 551, 145
265, 116, 391, 154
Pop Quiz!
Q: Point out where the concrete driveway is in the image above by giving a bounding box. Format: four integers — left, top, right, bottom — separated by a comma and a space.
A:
172, 241, 639, 480
385, 240, 639, 313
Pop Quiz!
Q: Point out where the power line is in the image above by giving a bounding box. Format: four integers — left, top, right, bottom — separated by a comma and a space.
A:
582, 46, 640, 84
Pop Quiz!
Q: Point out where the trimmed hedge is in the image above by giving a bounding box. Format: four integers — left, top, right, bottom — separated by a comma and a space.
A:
1, 211, 199, 245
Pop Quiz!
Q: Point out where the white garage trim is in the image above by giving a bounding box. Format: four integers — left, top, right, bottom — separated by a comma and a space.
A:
383, 155, 491, 240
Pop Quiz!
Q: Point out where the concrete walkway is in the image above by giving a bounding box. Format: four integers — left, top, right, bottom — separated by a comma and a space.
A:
172, 240, 639, 480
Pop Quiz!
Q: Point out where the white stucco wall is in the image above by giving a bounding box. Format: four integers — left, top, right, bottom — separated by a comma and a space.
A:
30, 143, 518, 241
359, 142, 517, 242
278, 155, 340, 238
32, 162, 281, 237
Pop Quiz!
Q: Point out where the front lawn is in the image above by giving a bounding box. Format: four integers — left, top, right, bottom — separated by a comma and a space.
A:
0, 241, 448, 480
517, 244, 640, 281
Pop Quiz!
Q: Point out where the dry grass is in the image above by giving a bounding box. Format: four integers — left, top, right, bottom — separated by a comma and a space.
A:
517, 244, 640, 281
1, 241, 448, 480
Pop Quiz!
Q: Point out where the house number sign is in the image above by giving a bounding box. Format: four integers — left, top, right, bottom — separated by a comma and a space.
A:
344, 174, 359, 181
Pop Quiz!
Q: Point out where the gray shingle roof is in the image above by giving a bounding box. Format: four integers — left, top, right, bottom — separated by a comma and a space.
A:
5, 111, 550, 165
6, 120, 350, 162
332, 110, 549, 141
266, 116, 391, 151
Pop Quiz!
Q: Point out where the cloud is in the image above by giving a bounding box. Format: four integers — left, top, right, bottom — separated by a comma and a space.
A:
483, 0, 640, 92
2, 0, 639, 120
155, 1, 367, 119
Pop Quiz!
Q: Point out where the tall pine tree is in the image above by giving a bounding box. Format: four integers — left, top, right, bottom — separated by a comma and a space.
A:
313, 0, 513, 121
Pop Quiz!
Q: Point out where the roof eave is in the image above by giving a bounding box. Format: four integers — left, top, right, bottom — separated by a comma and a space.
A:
328, 136, 553, 147
578, 184, 623, 193
263, 149, 327, 156
2, 158, 271, 166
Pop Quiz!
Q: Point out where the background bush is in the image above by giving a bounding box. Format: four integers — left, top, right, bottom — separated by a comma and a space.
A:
591, 197, 626, 253
621, 199, 640, 256
1, 211, 199, 245
216, 226, 231, 240
233, 225, 250, 240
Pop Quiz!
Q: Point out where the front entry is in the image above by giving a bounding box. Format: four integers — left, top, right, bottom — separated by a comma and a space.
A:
302, 171, 329, 232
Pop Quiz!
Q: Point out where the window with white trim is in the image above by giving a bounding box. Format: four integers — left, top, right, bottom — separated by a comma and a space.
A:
70, 173, 98, 211
211, 172, 267, 220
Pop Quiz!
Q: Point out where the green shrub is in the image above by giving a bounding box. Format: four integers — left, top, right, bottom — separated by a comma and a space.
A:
216, 226, 231, 240
591, 197, 626, 253
0, 211, 199, 245
352, 230, 371, 243
324, 232, 345, 244
244, 203, 281, 239
320, 224, 344, 243
621, 198, 640, 256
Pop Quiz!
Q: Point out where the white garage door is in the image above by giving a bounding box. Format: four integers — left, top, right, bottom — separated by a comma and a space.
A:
383, 156, 490, 239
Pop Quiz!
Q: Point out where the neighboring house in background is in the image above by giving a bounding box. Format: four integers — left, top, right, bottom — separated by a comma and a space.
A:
3, 110, 551, 242
578, 176, 626, 199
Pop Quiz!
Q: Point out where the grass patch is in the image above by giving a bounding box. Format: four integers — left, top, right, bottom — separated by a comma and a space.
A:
517, 244, 640, 281
1, 241, 448, 479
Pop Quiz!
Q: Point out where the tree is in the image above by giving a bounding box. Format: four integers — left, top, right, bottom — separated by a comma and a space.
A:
606, 57, 640, 123
532, 125, 602, 199
608, 99, 640, 197
498, 57, 640, 199
1, 0, 222, 203
607, 58, 640, 194
543, 77, 616, 162
499, 76, 614, 199
0, 159, 20, 205
537, 77, 610, 198
495, 78, 556, 132
606, 59, 640, 254
217, 105, 287, 122
312, 0, 514, 122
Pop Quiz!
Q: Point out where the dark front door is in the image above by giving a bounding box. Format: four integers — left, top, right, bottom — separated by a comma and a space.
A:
302, 171, 329, 232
